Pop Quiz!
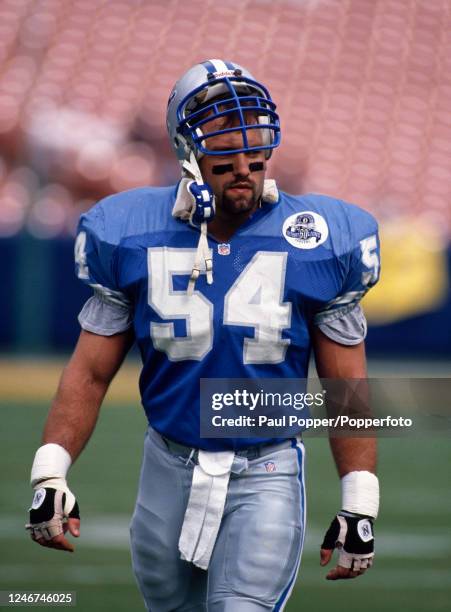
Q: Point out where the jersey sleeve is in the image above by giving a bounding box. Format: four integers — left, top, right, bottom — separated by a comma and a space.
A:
75, 202, 132, 334
317, 302, 367, 345
78, 294, 133, 336
314, 206, 380, 335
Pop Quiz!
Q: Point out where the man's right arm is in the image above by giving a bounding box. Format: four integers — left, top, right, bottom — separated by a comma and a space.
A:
42, 328, 134, 460
27, 328, 134, 552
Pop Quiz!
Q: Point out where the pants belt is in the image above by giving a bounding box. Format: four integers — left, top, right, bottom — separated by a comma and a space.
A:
162, 436, 294, 462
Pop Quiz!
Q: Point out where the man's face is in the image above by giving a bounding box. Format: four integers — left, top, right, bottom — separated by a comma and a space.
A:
198, 116, 267, 217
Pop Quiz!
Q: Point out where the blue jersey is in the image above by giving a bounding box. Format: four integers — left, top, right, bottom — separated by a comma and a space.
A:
75, 185, 380, 450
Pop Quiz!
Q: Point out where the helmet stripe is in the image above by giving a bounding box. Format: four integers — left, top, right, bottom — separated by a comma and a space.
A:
224, 60, 236, 71
210, 59, 229, 73
201, 60, 218, 73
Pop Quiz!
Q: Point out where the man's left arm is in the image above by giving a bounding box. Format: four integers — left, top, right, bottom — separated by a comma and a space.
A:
312, 327, 379, 580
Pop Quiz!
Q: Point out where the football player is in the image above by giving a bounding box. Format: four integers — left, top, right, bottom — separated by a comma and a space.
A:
27, 59, 380, 611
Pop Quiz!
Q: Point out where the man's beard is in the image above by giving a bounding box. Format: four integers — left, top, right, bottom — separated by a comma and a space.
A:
220, 182, 260, 216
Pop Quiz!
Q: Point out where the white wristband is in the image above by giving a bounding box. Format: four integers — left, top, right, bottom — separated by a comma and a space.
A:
341, 470, 379, 519
30, 443, 72, 488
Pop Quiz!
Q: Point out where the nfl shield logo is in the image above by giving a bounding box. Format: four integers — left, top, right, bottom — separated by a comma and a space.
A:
218, 243, 231, 256
264, 461, 276, 473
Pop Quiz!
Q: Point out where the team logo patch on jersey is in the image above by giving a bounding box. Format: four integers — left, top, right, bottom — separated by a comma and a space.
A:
218, 243, 231, 255
264, 461, 276, 473
282, 211, 329, 249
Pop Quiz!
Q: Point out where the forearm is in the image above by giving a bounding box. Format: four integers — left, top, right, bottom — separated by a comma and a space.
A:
312, 328, 377, 475
312, 328, 379, 516
42, 360, 109, 462
41, 329, 133, 463
328, 436, 377, 478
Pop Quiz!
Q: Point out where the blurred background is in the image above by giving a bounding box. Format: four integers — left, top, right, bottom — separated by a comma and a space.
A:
0, 0, 450, 611
0, 0, 450, 355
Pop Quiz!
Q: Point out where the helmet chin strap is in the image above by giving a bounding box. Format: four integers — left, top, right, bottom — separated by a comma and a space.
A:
179, 151, 278, 296
182, 149, 204, 184
182, 151, 214, 295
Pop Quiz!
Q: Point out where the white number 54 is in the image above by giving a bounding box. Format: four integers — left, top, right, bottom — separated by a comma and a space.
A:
148, 248, 291, 364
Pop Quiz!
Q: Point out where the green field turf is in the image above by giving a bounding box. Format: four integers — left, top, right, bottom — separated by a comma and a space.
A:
1, 398, 450, 612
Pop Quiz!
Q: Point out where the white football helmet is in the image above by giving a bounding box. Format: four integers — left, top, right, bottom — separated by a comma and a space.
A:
166, 59, 281, 162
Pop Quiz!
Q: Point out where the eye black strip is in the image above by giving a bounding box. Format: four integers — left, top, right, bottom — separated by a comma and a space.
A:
211, 161, 265, 175
211, 163, 234, 175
